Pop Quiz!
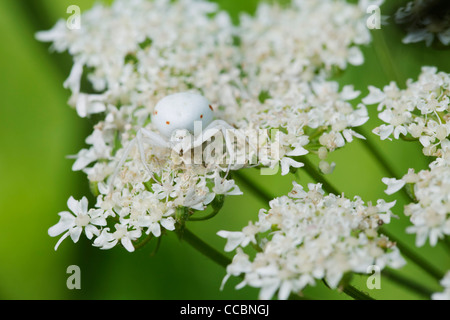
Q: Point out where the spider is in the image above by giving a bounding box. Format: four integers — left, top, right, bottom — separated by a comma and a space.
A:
109, 92, 253, 190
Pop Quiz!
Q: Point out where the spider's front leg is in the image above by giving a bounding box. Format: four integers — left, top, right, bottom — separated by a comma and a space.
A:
193, 120, 256, 177
136, 128, 171, 178
108, 128, 169, 191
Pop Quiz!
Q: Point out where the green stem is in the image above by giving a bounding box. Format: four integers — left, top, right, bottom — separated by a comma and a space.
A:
354, 128, 398, 178
342, 285, 375, 300
188, 207, 222, 221
381, 268, 434, 299
323, 279, 374, 300
149, 234, 163, 257
400, 135, 419, 142
189, 195, 225, 221
133, 233, 153, 251
181, 228, 231, 268
354, 127, 414, 202
288, 292, 309, 300
308, 126, 327, 140
251, 242, 263, 253
233, 171, 273, 203
380, 228, 444, 281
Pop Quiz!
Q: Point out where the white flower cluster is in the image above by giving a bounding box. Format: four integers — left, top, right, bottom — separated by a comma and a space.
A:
232, 0, 374, 174
364, 66, 450, 157
395, 0, 450, 47
39, 0, 375, 251
383, 164, 450, 247
432, 271, 450, 300
239, 0, 371, 82
236, 79, 370, 175
36, 0, 243, 119
367, 67, 450, 248
218, 182, 405, 300
41, 0, 246, 252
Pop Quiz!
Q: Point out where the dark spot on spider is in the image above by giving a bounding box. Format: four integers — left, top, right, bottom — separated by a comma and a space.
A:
209, 105, 213, 111
200, 114, 203, 119
166, 121, 170, 125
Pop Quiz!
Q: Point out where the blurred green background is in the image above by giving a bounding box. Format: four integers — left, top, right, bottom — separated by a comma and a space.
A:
0, 0, 449, 300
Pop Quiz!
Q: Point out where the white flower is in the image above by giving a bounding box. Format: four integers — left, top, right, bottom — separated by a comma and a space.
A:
220, 248, 252, 291
212, 172, 243, 196
74, 93, 107, 118
93, 223, 141, 252
71, 129, 111, 171
288, 181, 308, 199
432, 271, 450, 300
280, 157, 304, 176
217, 221, 259, 252
219, 183, 405, 299
362, 85, 386, 105
48, 197, 106, 250
387, 166, 450, 247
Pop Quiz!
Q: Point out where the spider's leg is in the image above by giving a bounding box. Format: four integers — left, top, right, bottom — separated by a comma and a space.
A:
139, 128, 171, 149
138, 128, 170, 184
222, 127, 235, 180
109, 137, 137, 192
109, 128, 169, 192
136, 130, 154, 181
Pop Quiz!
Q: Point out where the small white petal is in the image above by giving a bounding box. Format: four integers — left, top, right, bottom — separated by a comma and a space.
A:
280, 157, 304, 176
69, 227, 83, 243
161, 217, 176, 231
121, 237, 135, 252
362, 86, 386, 105
382, 177, 406, 195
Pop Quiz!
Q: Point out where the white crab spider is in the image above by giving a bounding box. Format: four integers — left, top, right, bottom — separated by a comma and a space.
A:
109, 92, 251, 189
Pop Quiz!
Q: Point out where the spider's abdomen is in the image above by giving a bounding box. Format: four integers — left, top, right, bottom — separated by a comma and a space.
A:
153, 92, 214, 137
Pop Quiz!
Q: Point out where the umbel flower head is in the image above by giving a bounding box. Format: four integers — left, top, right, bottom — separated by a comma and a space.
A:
218, 182, 405, 300
238, 0, 372, 82
48, 197, 107, 250
40, 0, 248, 251
364, 66, 450, 158
395, 0, 450, 46
39, 0, 375, 251
367, 66, 450, 248
383, 164, 450, 247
